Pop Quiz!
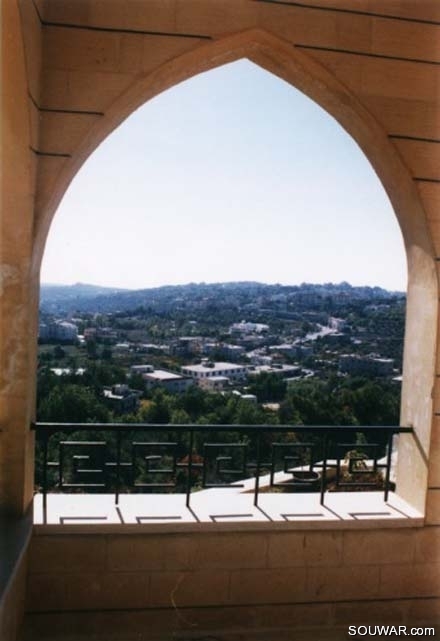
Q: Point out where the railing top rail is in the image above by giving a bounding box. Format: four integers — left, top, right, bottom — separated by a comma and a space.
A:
31, 422, 412, 434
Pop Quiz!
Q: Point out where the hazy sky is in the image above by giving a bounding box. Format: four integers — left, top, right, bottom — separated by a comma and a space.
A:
41, 59, 407, 292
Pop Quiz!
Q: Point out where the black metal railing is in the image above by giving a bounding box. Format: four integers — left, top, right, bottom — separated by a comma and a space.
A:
32, 422, 412, 521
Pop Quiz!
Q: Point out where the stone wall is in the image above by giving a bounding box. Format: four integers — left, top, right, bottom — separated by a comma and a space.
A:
0, 513, 32, 641
1, 1, 440, 638
2, 0, 438, 523
0, 554, 28, 641
6, 0, 437, 518
23, 526, 440, 639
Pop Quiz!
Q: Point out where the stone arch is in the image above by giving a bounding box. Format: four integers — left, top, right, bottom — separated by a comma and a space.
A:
33, 27, 437, 511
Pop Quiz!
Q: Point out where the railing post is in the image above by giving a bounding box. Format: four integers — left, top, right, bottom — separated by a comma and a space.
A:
42, 428, 49, 524
320, 433, 328, 506
254, 431, 261, 507
115, 429, 121, 506
384, 430, 394, 502
186, 429, 194, 509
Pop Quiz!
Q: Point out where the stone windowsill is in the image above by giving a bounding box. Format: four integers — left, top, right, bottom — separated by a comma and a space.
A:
33, 488, 423, 535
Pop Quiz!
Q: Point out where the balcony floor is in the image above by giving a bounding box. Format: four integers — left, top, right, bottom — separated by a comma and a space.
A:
33, 488, 423, 532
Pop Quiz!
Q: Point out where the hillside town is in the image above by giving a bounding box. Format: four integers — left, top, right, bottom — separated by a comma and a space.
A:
37, 282, 404, 425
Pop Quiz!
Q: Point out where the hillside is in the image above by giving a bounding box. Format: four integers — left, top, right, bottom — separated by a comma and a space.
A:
39, 281, 405, 315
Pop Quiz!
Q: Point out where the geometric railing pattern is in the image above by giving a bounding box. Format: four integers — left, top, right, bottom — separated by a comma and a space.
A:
32, 422, 412, 521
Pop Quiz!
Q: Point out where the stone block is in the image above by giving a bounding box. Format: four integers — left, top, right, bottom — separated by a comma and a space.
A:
41, 69, 134, 112
170, 604, 261, 632
426, 489, 440, 525
149, 570, 230, 608
95, 0, 178, 33
432, 384, 440, 426
141, 36, 202, 74
35, 156, 69, 214
26, 573, 67, 612
194, 532, 267, 569
267, 531, 342, 568
257, 3, 336, 48
41, 69, 69, 109
117, 33, 144, 73
229, 567, 307, 605
393, 139, 440, 182
28, 535, 107, 574
360, 57, 439, 102
333, 601, 405, 626
371, 1, 440, 22
64, 571, 149, 610
43, 28, 120, 72
253, 602, 332, 628
114, 0, 177, 33
68, 69, 136, 111
176, 0, 258, 36
19, 0, 43, 102
414, 526, 440, 564
342, 529, 415, 566
407, 597, 440, 625
418, 182, 440, 257
257, 2, 373, 53
37, 0, 88, 24
304, 49, 363, 95
333, 599, 405, 625
39, 112, 101, 155
428, 417, 440, 487
23, 607, 180, 641
372, 19, 440, 64
107, 533, 196, 572
306, 565, 380, 601
380, 562, 440, 598
363, 95, 440, 140
308, 50, 438, 103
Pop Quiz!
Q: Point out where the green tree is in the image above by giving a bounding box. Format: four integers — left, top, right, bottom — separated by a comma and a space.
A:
248, 373, 287, 403
52, 345, 66, 360
86, 340, 98, 359
138, 389, 171, 424
38, 384, 110, 423
170, 408, 191, 424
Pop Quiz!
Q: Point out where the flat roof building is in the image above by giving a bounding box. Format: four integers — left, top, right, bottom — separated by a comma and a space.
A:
143, 369, 194, 393
181, 361, 249, 384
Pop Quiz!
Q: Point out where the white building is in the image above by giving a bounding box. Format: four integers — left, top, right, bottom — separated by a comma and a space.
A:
50, 367, 86, 377
329, 317, 347, 331
102, 384, 141, 413
230, 321, 269, 335
39, 320, 78, 342
142, 369, 194, 393
130, 364, 154, 375
198, 375, 230, 391
181, 361, 249, 385
269, 343, 297, 357
248, 364, 302, 378
339, 354, 394, 377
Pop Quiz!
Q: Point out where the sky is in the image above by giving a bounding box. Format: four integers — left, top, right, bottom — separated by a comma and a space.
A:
41, 59, 407, 292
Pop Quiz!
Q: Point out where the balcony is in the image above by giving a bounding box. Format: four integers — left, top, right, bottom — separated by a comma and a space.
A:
32, 422, 419, 528
20, 422, 435, 641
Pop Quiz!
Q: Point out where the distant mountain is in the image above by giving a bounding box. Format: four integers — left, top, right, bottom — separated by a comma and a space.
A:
39, 281, 405, 315
40, 282, 129, 309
